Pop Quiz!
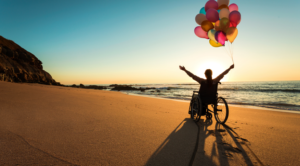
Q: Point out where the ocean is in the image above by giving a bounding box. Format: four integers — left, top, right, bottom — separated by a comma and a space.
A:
101, 81, 300, 112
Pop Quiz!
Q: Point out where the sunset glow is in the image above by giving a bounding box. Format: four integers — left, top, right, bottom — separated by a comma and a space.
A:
0, 0, 299, 84
196, 61, 228, 82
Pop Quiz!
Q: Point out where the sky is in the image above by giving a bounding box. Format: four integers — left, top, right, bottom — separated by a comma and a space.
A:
0, 0, 299, 84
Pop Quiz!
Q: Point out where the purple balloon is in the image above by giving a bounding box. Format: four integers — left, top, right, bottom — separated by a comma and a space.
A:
205, 0, 218, 11
215, 31, 226, 45
194, 26, 209, 39
206, 8, 219, 22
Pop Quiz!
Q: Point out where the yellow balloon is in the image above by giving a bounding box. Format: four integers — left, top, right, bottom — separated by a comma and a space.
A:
226, 27, 238, 43
209, 39, 223, 47
208, 29, 217, 42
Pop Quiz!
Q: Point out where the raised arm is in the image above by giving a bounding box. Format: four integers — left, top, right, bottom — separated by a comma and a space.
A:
214, 64, 234, 82
179, 66, 205, 83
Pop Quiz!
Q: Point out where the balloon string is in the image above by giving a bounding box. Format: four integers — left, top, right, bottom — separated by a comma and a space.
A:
223, 43, 233, 63
223, 45, 230, 58
231, 43, 234, 57
225, 44, 232, 61
230, 42, 234, 64
229, 42, 233, 64
228, 42, 234, 64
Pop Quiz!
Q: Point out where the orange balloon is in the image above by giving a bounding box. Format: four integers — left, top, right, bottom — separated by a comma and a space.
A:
226, 27, 238, 43
218, 4, 229, 10
214, 20, 221, 31
201, 20, 214, 32
195, 14, 207, 26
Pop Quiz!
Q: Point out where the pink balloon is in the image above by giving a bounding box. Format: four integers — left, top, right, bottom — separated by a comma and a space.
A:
206, 8, 219, 22
215, 31, 226, 45
229, 11, 241, 26
205, 0, 218, 11
194, 26, 209, 39
228, 3, 239, 12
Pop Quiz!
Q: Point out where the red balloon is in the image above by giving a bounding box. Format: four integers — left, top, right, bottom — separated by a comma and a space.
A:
229, 11, 241, 26
206, 8, 219, 22
229, 21, 237, 28
205, 0, 218, 11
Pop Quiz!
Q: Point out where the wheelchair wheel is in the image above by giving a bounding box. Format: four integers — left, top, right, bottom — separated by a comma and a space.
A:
191, 96, 202, 122
214, 97, 229, 124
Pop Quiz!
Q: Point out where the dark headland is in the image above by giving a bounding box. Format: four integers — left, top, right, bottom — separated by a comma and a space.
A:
0, 36, 59, 85
0, 36, 159, 92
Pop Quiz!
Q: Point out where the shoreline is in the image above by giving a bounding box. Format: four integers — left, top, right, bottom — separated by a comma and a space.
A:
11, 81, 300, 114
123, 91, 300, 114
61, 81, 300, 113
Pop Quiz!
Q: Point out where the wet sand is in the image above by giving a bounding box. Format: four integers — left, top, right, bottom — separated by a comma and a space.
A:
0, 81, 299, 166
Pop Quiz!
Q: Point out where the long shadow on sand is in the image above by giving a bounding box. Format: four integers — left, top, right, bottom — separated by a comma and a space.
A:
144, 118, 198, 166
144, 116, 263, 166
192, 118, 264, 166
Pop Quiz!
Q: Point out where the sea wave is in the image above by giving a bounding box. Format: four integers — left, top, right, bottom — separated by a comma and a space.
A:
218, 88, 300, 93
116, 81, 300, 112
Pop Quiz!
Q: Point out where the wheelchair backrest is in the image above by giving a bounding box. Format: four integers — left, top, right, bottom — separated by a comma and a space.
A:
199, 81, 219, 104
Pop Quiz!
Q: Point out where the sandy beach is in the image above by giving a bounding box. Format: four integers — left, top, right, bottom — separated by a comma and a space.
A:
0, 81, 300, 166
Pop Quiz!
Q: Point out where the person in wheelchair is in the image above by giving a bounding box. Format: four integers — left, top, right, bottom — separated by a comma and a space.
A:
179, 64, 234, 115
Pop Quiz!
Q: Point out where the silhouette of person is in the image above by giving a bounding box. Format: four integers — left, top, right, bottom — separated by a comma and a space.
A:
179, 64, 234, 114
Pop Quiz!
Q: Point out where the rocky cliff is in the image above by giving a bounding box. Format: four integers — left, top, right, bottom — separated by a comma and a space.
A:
0, 36, 59, 85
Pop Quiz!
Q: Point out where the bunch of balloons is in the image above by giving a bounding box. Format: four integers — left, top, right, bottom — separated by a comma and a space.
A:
194, 0, 241, 47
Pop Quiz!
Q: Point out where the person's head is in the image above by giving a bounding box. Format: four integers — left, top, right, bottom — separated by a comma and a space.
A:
205, 69, 212, 79
205, 69, 213, 87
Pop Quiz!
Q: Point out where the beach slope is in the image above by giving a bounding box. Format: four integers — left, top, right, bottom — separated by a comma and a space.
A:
0, 81, 299, 166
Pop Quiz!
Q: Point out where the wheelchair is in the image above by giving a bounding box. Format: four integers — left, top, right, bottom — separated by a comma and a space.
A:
189, 82, 229, 124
